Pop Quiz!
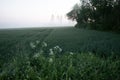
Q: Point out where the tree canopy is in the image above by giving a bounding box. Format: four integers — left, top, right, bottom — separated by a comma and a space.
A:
67, 0, 120, 31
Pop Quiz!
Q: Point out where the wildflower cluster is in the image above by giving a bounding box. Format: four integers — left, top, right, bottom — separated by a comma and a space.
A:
30, 40, 48, 49
53, 46, 62, 54
48, 46, 63, 63
49, 49, 54, 56
30, 41, 39, 49
70, 52, 74, 55
30, 41, 63, 64
30, 42, 36, 49
42, 42, 47, 47
49, 46, 62, 56
49, 57, 53, 63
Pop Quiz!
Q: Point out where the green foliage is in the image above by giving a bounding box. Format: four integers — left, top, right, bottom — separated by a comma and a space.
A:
0, 27, 120, 66
67, 3, 80, 21
67, 0, 120, 31
0, 41, 120, 80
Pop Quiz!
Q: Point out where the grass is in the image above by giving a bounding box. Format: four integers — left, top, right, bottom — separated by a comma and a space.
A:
0, 27, 120, 80
0, 41, 120, 80
45, 27, 120, 54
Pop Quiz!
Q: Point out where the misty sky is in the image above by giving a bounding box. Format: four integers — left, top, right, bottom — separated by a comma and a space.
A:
0, 0, 80, 28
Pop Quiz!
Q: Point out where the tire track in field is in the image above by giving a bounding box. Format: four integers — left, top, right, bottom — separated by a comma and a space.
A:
15, 29, 54, 50
41, 29, 54, 42
14, 29, 53, 44
14, 29, 54, 54
21, 29, 54, 44
0, 29, 54, 70
21, 29, 50, 42
27, 29, 53, 42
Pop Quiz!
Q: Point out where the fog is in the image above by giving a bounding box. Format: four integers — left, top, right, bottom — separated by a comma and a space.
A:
0, 0, 79, 28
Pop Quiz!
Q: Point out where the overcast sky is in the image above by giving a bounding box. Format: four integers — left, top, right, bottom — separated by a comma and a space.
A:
0, 0, 80, 28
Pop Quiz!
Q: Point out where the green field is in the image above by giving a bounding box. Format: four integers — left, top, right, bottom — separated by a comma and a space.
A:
0, 27, 120, 80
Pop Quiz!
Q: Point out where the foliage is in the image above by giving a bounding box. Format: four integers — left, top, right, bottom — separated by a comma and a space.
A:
0, 41, 120, 80
0, 27, 120, 67
67, 0, 120, 31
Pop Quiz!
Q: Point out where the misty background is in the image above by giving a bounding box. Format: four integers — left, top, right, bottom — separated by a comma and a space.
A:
0, 0, 80, 29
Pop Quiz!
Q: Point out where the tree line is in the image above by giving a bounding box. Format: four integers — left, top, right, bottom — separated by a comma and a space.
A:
67, 0, 120, 31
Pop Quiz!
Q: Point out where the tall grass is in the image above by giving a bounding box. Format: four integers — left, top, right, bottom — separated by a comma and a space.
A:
0, 41, 119, 80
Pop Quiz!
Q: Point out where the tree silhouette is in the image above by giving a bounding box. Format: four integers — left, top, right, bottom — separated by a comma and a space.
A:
67, 0, 120, 31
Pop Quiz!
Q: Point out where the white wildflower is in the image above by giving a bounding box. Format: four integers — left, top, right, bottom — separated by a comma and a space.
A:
54, 46, 59, 49
30, 42, 36, 49
54, 46, 62, 53
56, 46, 59, 48
49, 58, 53, 63
33, 53, 40, 58
42, 42, 47, 47
54, 46, 57, 49
49, 49, 54, 55
36, 40, 40, 44
70, 52, 74, 55
59, 48, 62, 52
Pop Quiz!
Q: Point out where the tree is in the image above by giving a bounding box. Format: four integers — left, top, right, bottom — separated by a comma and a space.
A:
67, 0, 120, 31
67, 3, 80, 21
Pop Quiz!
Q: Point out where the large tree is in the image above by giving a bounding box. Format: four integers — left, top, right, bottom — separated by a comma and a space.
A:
67, 0, 120, 31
